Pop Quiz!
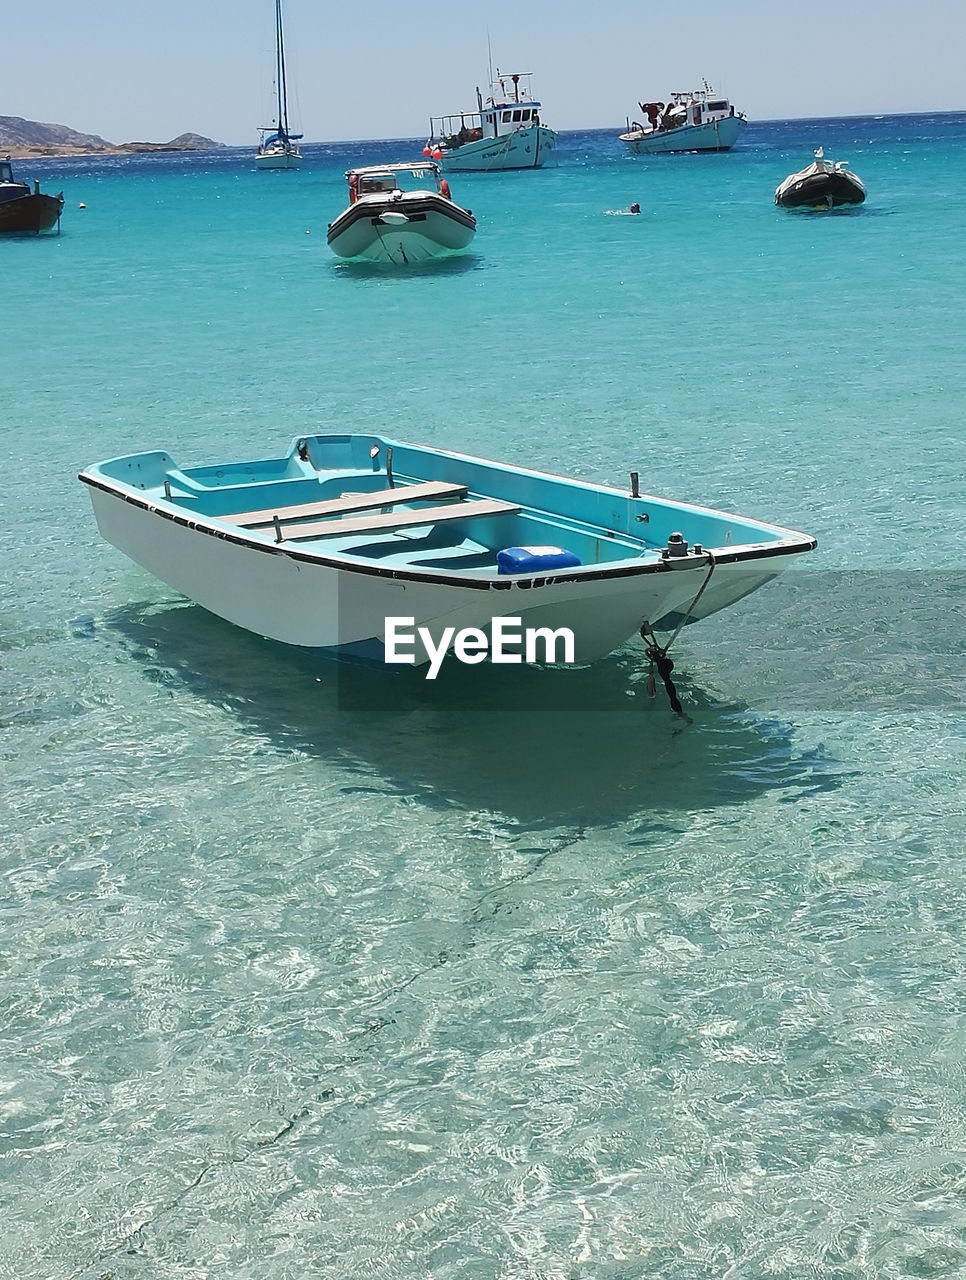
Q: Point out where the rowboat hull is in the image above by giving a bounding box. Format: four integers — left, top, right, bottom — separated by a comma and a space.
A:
80, 434, 815, 669
85, 481, 791, 662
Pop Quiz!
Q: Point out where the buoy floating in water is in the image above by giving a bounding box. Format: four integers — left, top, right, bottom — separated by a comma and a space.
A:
78, 202, 86, 209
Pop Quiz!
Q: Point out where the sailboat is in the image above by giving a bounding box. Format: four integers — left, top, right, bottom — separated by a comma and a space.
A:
255, 0, 303, 170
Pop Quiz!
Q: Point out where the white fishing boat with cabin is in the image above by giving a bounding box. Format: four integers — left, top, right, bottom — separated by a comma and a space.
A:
620, 83, 746, 154
426, 70, 556, 172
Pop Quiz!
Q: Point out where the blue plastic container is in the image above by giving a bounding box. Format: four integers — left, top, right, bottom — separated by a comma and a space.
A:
496, 545, 582, 575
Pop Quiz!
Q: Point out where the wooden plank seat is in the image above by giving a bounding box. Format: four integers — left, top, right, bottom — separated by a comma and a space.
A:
227, 480, 468, 528
277, 498, 521, 542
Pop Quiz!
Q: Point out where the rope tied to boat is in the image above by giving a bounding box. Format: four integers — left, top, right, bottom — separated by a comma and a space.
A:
481, 133, 517, 171
640, 551, 717, 718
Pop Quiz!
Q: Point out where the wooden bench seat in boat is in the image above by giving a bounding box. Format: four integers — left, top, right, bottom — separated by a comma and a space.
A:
277, 498, 521, 542
228, 481, 468, 528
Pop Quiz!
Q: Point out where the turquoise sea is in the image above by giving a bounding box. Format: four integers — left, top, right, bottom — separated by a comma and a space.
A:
2, 114, 965, 1278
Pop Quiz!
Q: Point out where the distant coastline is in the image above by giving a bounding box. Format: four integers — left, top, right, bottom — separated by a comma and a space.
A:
3, 140, 225, 160
1, 115, 225, 161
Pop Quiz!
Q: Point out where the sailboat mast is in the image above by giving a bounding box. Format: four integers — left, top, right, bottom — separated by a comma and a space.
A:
276, 0, 288, 136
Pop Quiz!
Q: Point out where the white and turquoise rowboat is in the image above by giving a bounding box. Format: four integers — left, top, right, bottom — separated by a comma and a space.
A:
79, 434, 815, 667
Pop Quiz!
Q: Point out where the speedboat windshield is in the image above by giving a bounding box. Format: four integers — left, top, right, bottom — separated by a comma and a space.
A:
349, 164, 440, 195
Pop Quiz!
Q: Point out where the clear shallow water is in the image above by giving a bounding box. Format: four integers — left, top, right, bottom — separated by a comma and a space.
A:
2, 116, 965, 1278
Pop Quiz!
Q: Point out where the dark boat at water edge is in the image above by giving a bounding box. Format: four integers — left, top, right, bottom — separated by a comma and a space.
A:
0, 156, 64, 233
774, 147, 866, 210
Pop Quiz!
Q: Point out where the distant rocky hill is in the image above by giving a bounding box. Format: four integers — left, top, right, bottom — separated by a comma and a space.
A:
1, 115, 224, 157
160, 132, 223, 150
0, 115, 112, 150
115, 132, 226, 152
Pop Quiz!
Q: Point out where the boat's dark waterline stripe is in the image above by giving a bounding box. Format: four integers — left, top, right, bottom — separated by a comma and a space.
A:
79, 474, 816, 592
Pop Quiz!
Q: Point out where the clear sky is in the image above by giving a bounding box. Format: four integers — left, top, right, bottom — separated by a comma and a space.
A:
4, 0, 963, 145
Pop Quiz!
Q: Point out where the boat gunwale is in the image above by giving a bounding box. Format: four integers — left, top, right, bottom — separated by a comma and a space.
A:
78, 466, 817, 593
436, 123, 556, 150
620, 121, 746, 142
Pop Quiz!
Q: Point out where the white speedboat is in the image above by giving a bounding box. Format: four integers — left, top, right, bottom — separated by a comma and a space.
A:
426, 70, 556, 172
254, 0, 303, 170
620, 83, 746, 154
80, 433, 816, 672
775, 148, 866, 210
327, 162, 476, 264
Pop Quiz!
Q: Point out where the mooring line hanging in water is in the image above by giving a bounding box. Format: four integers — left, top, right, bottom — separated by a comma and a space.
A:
640, 552, 717, 717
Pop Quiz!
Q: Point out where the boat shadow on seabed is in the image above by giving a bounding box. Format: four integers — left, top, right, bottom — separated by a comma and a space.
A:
95, 599, 844, 829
